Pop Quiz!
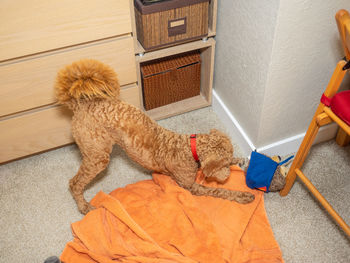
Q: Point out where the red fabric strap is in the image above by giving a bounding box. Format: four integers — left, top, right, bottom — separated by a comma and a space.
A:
320, 91, 350, 126
257, 186, 267, 192
190, 134, 199, 162
320, 93, 332, 107
329, 90, 350, 126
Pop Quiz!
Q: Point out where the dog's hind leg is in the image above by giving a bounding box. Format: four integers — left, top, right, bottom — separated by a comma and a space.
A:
70, 139, 113, 214
189, 183, 255, 204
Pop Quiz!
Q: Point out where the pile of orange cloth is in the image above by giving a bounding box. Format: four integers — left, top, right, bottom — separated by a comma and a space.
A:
61, 166, 284, 263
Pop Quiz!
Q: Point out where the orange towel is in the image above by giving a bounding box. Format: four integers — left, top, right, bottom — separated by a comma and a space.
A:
61, 166, 284, 263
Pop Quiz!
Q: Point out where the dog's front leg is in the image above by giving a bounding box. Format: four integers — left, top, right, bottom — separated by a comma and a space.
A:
189, 183, 255, 204
171, 169, 254, 204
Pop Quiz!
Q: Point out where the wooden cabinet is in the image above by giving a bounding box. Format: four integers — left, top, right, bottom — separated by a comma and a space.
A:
0, 37, 137, 117
0, 0, 217, 163
0, 0, 132, 61
0, 85, 140, 163
0, 0, 138, 163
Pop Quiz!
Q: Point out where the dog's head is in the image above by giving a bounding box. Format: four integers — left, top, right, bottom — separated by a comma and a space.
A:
200, 129, 234, 183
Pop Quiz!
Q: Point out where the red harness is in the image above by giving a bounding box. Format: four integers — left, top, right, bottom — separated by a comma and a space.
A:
190, 134, 200, 167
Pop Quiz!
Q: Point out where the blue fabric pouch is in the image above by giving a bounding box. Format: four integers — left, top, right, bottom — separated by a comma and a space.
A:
246, 151, 293, 192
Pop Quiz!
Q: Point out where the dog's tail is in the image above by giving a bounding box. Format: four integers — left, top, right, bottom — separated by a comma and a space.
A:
54, 59, 120, 107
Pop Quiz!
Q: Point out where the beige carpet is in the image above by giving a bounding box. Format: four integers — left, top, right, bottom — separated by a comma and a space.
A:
0, 106, 349, 263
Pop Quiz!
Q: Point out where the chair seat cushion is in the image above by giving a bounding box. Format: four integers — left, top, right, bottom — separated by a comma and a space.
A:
330, 90, 350, 126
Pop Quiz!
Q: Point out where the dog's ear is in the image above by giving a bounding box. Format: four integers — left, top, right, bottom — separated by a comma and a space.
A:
201, 154, 220, 177
201, 154, 230, 183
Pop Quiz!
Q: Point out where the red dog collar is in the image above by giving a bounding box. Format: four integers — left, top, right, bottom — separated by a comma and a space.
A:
190, 134, 200, 167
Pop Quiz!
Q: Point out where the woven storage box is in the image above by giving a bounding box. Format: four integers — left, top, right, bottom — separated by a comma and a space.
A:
134, 0, 209, 51
141, 51, 201, 110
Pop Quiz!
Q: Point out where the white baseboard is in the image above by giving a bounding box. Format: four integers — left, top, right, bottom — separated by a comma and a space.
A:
212, 90, 338, 157
212, 89, 255, 156
255, 124, 337, 157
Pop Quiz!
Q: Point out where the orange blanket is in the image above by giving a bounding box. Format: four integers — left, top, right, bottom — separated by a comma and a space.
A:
61, 166, 283, 263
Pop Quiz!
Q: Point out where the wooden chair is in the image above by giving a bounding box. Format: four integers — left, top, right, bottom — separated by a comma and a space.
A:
280, 9, 350, 237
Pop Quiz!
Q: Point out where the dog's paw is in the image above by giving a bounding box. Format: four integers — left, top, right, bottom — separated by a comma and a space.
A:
79, 202, 96, 215
230, 192, 255, 204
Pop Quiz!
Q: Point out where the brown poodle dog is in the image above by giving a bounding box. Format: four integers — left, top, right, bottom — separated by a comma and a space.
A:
55, 59, 255, 214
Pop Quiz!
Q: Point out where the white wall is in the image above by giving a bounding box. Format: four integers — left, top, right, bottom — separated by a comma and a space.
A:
214, 0, 280, 145
213, 0, 350, 155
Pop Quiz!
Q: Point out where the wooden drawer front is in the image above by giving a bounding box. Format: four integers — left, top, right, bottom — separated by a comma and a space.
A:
120, 85, 141, 109
0, 107, 73, 164
0, 0, 131, 61
0, 85, 140, 163
0, 36, 137, 117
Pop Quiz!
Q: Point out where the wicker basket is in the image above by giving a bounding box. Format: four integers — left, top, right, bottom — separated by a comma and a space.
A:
134, 0, 209, 51
141, 51, 201, 110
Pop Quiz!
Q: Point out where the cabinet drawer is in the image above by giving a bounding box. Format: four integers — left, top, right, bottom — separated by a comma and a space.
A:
0, 0, 132, 61
0, 84, 140, 163
120, 85, 141, 109
0, 107, 73, 164
0, 36, 137, 117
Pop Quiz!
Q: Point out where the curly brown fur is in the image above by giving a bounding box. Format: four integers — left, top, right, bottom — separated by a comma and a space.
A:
55, 59, 120, 108
268, 166, 287, 192
55, 59, 255, 214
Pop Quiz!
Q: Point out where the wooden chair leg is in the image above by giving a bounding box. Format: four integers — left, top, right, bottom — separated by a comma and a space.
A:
280, 118, 320, 196
295, 168, 350, 236
280, 60, 347, 196
336, 128, 350, 146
